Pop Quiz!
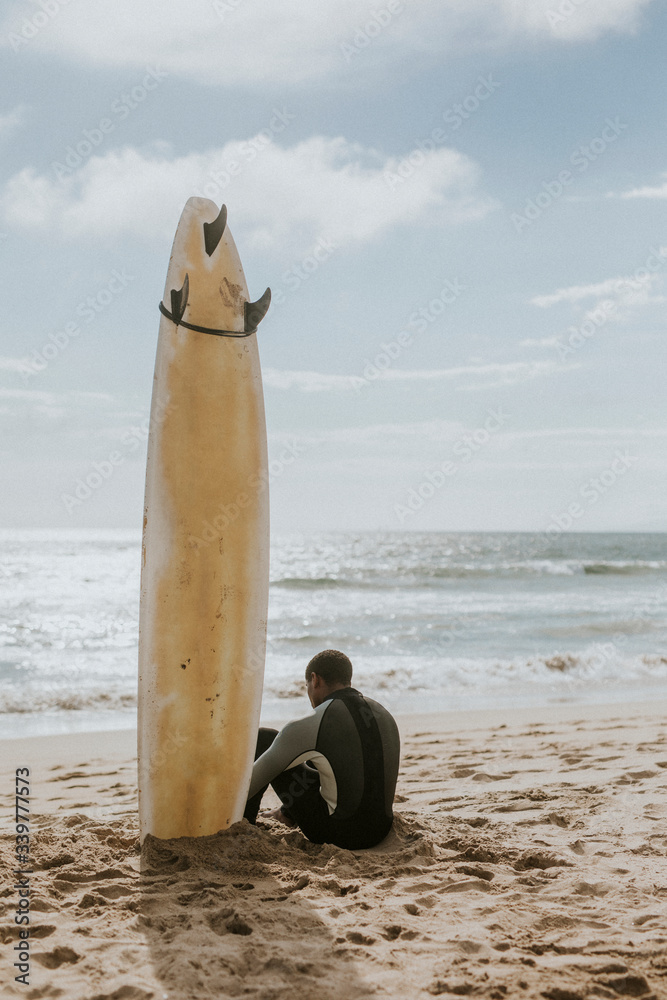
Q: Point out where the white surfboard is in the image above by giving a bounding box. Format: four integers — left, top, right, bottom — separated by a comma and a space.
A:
138, 197, 271, 842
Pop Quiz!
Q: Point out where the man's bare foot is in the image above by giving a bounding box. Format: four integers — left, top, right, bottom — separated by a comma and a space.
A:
265, 807, 297, 827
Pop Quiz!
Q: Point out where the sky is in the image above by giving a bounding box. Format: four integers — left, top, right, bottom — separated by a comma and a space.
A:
1, 0, 666, 533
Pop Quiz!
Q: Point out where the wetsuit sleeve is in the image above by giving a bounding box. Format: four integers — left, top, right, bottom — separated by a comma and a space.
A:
248, 711, 322, 800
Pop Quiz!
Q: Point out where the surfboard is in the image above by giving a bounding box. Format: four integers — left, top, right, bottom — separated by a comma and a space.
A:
138, 197, 271, 842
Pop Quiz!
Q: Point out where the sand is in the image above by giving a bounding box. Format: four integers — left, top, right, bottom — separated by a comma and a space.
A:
1, 699, 667, 1000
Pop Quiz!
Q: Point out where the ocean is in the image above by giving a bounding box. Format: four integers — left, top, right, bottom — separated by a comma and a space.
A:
1, 530, 666, 738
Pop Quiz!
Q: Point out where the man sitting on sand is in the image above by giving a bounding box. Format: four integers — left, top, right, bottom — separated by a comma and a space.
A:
244, 649, 400, 849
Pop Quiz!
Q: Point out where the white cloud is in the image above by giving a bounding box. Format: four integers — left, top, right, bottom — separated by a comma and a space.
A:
0, 137, 494, 251
455, 360, 577, 391
531, 276, 642, 307
0, 355, 31, 372
614, 172, 667, 199
500, 0, 654, 42
305, 420, 474, 447
263, 370, 355, 393
0, 388, 119, 437
519, 336, 562, 348
0, 1, 654, 86
502, 425, 667, 441
530, 265, 667, 321
0, 104, 25, 138
269, 419, 666, 450
263, 360, 575, 393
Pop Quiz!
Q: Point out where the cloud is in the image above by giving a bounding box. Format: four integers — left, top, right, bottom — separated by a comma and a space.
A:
530, 263, 667, 320
270, 419, 665, 451
0, 137, 495, 251
612, 172, 667, 199
263, 369, 357, 393
0, 388, 119, 437
263, 360, 576, 393
0, 355, 31, 372
500, 0, 654, 42
0, 1, 654, 86
0, 104, 25, 138
519, 336, 562, 349
301, 419, 472, 447
502, 425, 667, 441
531, 277, 632, 307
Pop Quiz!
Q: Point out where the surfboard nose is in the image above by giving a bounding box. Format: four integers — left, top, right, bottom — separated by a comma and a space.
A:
160, 201, 272, 337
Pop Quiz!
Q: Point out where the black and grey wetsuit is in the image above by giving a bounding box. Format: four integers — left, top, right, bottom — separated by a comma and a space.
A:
244, 688, 400, 849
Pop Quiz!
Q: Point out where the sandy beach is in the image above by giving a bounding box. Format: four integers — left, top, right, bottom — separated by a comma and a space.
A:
2, 699, 667, 1000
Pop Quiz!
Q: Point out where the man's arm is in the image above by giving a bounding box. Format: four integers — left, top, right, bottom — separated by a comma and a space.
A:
247, 711, 322, 800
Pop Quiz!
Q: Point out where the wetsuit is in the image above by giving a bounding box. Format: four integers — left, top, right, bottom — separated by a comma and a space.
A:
244, 687, 400, 849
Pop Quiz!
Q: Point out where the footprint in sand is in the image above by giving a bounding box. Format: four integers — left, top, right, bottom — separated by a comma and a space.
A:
472, 771, 515, 782
34, 945, 80, 968
88, 989, 153, 1000
415, 895, 438, 908
96, 884, 135, 900
40, 853, 76, 869
455, 864, 494, 881
78, 893, 109, 909
513, 851, 571, 871
207, 908, 253, 936
494, 798, 542, 813
346, 930, 375, 945
572, 881, 611, 897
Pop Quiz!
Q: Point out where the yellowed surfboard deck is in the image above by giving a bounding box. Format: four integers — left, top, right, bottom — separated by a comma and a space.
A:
138, 198, 270, 841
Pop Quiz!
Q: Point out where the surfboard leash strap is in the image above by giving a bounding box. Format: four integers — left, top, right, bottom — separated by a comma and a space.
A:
159, 275, 271, 337
159, 301, 254, 337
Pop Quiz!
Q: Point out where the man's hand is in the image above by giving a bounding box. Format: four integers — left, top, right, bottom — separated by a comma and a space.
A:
265, 807, 297, 827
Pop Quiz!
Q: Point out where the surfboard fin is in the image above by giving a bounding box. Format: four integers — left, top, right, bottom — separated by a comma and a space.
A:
245, 287, 271, 332
170, 274, 189, 325
203, 204, 228, 257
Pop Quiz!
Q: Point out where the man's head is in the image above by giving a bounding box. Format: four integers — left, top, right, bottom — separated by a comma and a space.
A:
305, 649, 353, 707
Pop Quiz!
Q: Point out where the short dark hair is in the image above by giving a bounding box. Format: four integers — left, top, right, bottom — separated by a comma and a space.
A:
305, 649, 353, 687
